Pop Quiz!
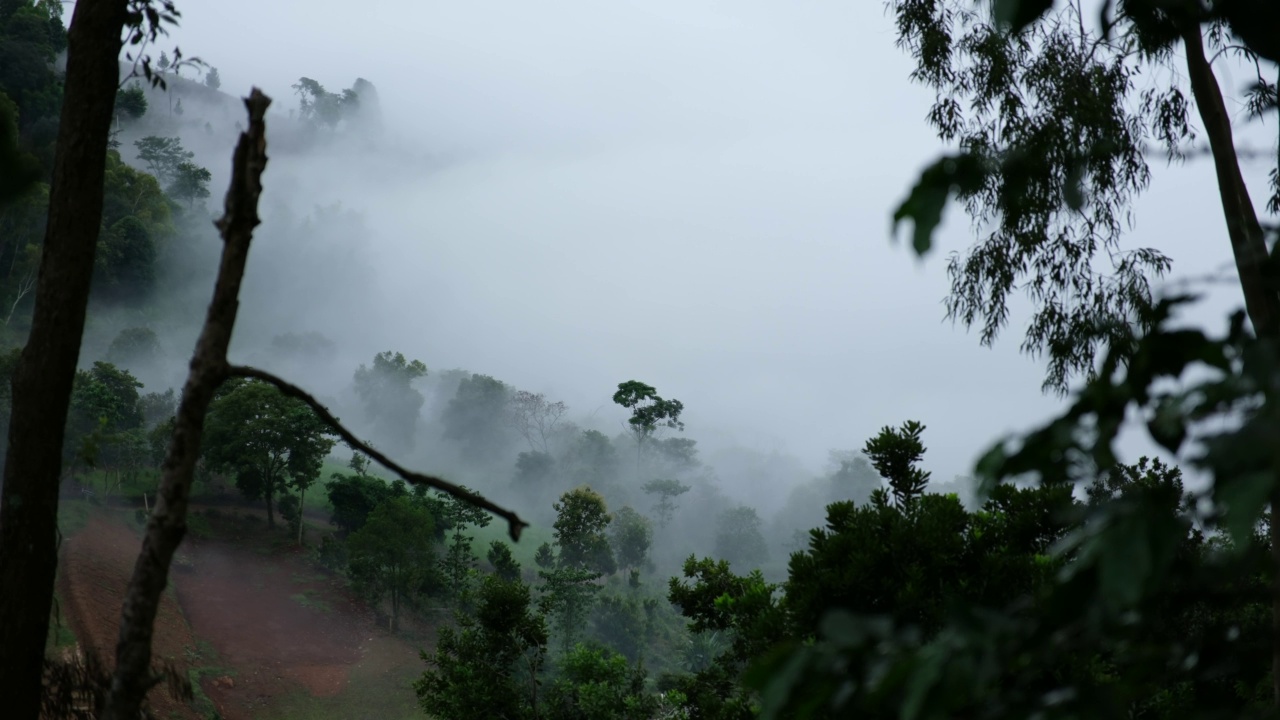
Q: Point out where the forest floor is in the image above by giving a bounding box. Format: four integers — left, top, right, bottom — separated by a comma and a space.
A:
57, 502, 430, 720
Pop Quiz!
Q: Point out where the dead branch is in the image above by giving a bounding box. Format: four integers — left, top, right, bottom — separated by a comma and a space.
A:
103, 88, 527, 718
102, 89, 271, 720
229, 364, 529, 541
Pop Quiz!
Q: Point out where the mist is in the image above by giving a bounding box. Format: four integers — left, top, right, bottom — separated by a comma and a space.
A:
76, 0, 1277, 536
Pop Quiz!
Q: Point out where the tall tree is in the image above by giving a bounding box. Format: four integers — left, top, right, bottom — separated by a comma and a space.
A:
642, 477, 691, 529
166, 160, 210, 209
201, 378, 336, 527
348, 495, 437, 631
0, 0, 131, 713
352, 350, 426, 454
438, 485, 493, 608
132, 135, 193, 187
508, 389, 567, 454
415, 574, 548, 719
553, 486, 616, 576
612, 380, 684, 468
441, 373, 512, 463
713, 505, 769, 571
609, 505, 653, 574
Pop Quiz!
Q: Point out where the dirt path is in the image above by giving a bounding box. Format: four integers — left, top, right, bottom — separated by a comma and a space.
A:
58, 510, 200, 719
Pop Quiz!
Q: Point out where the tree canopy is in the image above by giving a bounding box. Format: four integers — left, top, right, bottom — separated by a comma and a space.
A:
202, 378, 336, 527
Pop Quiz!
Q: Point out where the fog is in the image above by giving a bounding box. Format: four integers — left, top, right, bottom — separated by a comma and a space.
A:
83, 0, 1277, 519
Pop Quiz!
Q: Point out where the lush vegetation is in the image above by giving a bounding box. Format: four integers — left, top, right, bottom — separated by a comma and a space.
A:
2, 0, 1279, 718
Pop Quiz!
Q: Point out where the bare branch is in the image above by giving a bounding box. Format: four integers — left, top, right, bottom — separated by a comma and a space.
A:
103, 88, 271, 720
229, 364, 529, 541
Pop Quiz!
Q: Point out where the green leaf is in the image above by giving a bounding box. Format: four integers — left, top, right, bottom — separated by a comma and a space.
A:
993, 0, 1055, 34
1216, 472, 1274, 546
891, 154, 986, 258
1096, 512, 1150, 608
1145, 396, 1186, 455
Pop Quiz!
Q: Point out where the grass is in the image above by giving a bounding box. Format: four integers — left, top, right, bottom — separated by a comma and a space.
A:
57, 498, 91, 537
46, 591, 78, 652
74, 468, 161, 500
466, 518, 554, 571
186, 512, 215, 540
258, 635, 423, 720
290, 589, 333, 614
184, 640, 233, 719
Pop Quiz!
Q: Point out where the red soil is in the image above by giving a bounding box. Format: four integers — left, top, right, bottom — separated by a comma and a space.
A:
174, 530, 370, 716
58, 511, 199, 719
59, 507, 432, 720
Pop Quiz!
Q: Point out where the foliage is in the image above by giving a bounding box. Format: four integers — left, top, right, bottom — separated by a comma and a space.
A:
886, 0, 1189, 393
513, 450, 555, 492
566, 429, 618, 489
326, 471, 395, 534
539, 563, 604, 655
105, 327, 162, 371
0, 91, 39, 206
278, 493, 302, 539
613, 381, 685, 463
713, 506, 769, 572
666, 556, 782, 718
0, 0, 65, 165
115, 85, 147, 121
488, 540, 523, 582
292, 77, 360, 130
137, 388, 175, 428
415, 575, 548, 720
535, 541, 556, 569
95, 150, 173, 304
68, 361, 144, 437
438, 485, 493, 608
590, 593, 657, 663
203, 66, 220, 91
554, 486, 616, 576
347, 496, 437, 631
643, 478, 691, 529
442, 373, 513, 463
863, 419, 930, 507
545, 643, 658, 720
610, 506, 653, 573
166, 161, 211, 209
202, 378, 336, 528
133, 136, 193, 187
352, 350, 426, 454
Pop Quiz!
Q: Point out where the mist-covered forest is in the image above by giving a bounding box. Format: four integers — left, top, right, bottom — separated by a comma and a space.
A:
1, 0, 1280, 719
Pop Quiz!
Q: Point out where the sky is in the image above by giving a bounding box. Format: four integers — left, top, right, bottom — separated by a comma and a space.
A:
141, 0, 1278, 485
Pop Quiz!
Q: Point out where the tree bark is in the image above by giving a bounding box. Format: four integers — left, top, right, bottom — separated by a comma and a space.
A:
297, 485, 307, 545
103, 90, 273, 720
266, 478, 276, 528
0, 1, 129, 716
1181, 25, 1280, 708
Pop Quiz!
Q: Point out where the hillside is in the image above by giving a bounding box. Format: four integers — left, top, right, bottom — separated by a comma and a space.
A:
57, 503, 425, 720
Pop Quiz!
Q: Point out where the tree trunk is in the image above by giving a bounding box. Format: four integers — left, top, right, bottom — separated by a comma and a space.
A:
0, 1, 129, 716
1181, 28, 1280, 338
1181, 25, 1280, 708
266, 480, 276, 528
297, 485, 306, 545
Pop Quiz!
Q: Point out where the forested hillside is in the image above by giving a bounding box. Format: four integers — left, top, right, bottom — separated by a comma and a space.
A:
1, 0, 1279, 719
